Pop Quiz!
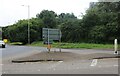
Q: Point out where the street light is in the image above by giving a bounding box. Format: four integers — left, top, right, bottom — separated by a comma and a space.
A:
22, 5, 30, 44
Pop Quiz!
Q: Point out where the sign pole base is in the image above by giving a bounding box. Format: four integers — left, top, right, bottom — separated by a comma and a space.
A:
47, 44, 51, 53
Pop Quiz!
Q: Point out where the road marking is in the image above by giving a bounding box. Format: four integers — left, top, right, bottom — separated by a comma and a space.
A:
98, 66, 102, 68
113, 65, 118, 67
38, 69, 41, 71
0, 64, 3, 65
0, 49, 5, 51
59, 61, 63, 63
90, 59, 98, 66
48, 61, 63, 70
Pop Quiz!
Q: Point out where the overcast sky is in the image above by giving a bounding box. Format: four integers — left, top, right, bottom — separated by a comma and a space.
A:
0, 0, 99, 27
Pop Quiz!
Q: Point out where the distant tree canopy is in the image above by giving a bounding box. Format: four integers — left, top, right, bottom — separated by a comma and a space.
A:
2, 2, 120, 44
36, 10, 57, 28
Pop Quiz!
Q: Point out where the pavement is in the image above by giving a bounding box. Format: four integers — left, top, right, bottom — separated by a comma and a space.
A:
0, 45, 119, 74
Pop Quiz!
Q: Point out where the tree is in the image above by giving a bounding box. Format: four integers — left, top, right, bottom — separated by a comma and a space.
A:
60, 20, 83, 42
29, 18, 44, 42
57, 13, 77, 25
81, 2, 120, 43
2, 18, 44, 44
3, 2, 120, 44
36, 10, 57, 28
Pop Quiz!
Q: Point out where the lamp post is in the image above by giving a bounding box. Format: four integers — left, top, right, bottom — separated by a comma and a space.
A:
22, 5, 30, 44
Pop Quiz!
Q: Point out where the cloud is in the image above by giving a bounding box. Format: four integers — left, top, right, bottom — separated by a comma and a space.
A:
0, 0, 98, 26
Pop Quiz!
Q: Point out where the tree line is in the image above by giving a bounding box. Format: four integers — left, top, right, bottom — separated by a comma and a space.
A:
2, 2, 120, 44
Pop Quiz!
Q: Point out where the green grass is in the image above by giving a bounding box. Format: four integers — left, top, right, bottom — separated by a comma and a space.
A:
9, 42, 23, 45
30, 41, 114, 49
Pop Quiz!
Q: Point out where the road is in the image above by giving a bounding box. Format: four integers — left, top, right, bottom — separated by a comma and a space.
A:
1, 45, 46, 59
0, 45, 119, 74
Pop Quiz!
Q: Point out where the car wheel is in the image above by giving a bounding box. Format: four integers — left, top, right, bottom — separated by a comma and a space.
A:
2, 44, 5, 48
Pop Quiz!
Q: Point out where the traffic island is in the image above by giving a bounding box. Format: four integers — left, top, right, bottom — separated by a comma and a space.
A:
11, 51, 119, 63
11, 51, 81, 63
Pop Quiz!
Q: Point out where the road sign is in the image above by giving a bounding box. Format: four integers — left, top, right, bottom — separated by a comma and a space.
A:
42, 28, 62, 52
43, 28, 62, 41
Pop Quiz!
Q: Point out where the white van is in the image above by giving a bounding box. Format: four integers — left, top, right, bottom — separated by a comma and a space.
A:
0, 40, 5, 48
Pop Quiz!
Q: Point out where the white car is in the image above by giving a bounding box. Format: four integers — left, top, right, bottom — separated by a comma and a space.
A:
0, 40, 5, 48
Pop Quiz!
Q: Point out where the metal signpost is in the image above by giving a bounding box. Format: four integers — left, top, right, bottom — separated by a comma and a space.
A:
43, 28, 62, 52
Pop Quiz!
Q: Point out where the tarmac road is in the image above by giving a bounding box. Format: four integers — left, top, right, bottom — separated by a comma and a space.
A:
1, 45, 46, 59
1, 45, 119, 74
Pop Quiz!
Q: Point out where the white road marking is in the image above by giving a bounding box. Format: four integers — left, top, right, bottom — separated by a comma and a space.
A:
0, 49, 5, 51
38, 69, 41, 71
98, 66, 102, 68
59, 61, 63, 63
48, 61, 63, 70
0, 72, 2, 76
90, 59, 98, 66
0, 64, 3, 65
113, 65, 118, 67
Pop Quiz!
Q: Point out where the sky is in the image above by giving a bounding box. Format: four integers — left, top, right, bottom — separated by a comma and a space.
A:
0, 0, 99, 27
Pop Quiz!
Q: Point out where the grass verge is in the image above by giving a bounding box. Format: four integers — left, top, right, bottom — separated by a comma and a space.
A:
30, 41, 114, 49
9, 42, 23, 45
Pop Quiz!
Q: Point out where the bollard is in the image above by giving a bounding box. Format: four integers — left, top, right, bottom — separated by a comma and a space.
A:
114, 39, 118, 54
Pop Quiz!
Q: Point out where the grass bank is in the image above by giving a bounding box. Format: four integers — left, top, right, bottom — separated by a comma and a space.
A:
9, 42, 23, 45
30, 41, 114, 49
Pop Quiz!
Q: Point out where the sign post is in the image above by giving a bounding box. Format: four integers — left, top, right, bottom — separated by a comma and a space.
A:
47, 29, 51, 52
59, 31, 62, 52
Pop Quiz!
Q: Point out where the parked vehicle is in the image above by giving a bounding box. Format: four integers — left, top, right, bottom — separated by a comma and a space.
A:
0, 40, 5, 48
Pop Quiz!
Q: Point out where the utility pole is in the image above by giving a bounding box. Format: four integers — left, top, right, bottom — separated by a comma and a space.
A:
22, 5, 30, 44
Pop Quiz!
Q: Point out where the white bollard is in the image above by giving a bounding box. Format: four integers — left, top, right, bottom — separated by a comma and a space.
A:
114, 39, 118, 54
